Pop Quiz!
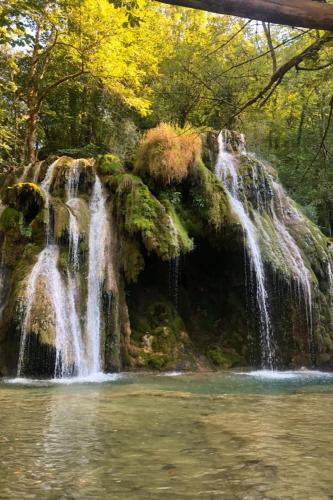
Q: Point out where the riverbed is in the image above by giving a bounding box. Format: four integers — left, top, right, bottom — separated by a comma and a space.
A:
1, 370, 333, 499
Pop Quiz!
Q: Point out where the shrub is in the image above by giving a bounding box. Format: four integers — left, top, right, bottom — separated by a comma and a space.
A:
135, 123, 201, 185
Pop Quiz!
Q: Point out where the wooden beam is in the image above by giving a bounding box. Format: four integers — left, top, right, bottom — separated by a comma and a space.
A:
155, 0, 333, 31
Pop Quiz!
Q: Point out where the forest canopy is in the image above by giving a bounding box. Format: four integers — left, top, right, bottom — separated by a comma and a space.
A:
1, 0, 333, 232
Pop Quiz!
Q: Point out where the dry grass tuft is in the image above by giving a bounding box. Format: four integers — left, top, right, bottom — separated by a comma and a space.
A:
135, 123, 201, 185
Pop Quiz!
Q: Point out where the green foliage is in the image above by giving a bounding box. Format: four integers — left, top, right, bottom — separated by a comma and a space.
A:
55, 144, 108, 159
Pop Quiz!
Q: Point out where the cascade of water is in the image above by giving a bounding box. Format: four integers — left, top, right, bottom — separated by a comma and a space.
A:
327, 259, 333, 308
17, 246, 87, 377
86, 176, 111, 373
269, 179, 314, 351
169, 257, 181, 310
216, 132, 274, 368
18, 160, 88, 377
41, 158, 61, 242
66, 161, 81, 270
168, 216, 181, 310
67, 203, 80, 271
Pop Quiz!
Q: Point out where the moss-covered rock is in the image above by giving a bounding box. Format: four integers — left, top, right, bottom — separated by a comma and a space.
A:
207, 346, 244, 368
49, 157, 95, 198
189, 159, 234, 230
0, 207, 22, 232
106, 173, 184, 260
97, 154, 125, 176
4, 182, 45, 223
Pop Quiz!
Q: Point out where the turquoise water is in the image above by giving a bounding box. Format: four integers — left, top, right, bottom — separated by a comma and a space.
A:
1, 370, 333, 498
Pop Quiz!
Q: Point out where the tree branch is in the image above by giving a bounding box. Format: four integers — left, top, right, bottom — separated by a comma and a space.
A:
227, 33, 333, 124
155, 0, 333, 31
38, 69, 89, 105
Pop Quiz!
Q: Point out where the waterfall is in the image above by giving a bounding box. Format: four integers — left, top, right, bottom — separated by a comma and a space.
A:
168, 216, 181, 310
17, 246, 86, 377
17, 161, 114, 378
169, 257, 180, 310
327, 259, 333, 308
216, 132, 274, 368
41, 158, 61, 242
66, 161, 81, 270
85, 176, 111, 374
269, 178, 314, 357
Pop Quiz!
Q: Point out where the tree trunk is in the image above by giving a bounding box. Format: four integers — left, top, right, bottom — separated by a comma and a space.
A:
25, 108, 38, 165
156, 0, 333, 31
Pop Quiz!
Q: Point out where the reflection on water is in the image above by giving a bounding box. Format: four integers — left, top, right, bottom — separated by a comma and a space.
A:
1, 371, 333, 498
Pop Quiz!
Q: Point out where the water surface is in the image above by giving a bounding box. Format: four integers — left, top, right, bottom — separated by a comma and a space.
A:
1, 370, 333, 499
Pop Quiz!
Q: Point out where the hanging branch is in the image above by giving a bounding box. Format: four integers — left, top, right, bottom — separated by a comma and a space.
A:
226, 33, 333, 124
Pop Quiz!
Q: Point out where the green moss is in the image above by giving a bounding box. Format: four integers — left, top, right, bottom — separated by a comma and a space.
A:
97, 154, 125, 176
121, 238, 145, 283
106, 173, 181, 260
0, 207, 22, 231
4, 182, 45, 223
189, 159, 233, 230
207, 346, 243, 368
161, 200, 194, 254
143, 353, 168, 370
0, 206, 33, 240
51, 158, 95, 198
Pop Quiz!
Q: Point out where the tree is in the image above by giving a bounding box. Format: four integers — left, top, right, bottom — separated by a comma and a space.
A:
3, 0, 159, 163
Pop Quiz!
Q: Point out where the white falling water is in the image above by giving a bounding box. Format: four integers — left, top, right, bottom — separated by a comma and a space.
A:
41, 158, 61, 241
327, 259, 333, 308
216, 132, 274, 368
168, 216, 181, 309
66, 161, 81, 270
67, 202, 80, 271
86, 176, 111, 374
17, 246, 86, 377
269, 179, 314, 350
18, 160, 88, 378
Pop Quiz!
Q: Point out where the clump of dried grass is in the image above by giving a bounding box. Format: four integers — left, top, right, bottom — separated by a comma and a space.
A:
135, 123, 201, 185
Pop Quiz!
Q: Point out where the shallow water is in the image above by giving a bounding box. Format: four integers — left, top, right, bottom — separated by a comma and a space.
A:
1, 371, 333, 499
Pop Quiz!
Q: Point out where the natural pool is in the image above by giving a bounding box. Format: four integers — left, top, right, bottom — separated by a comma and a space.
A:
1, 370, 333, 499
